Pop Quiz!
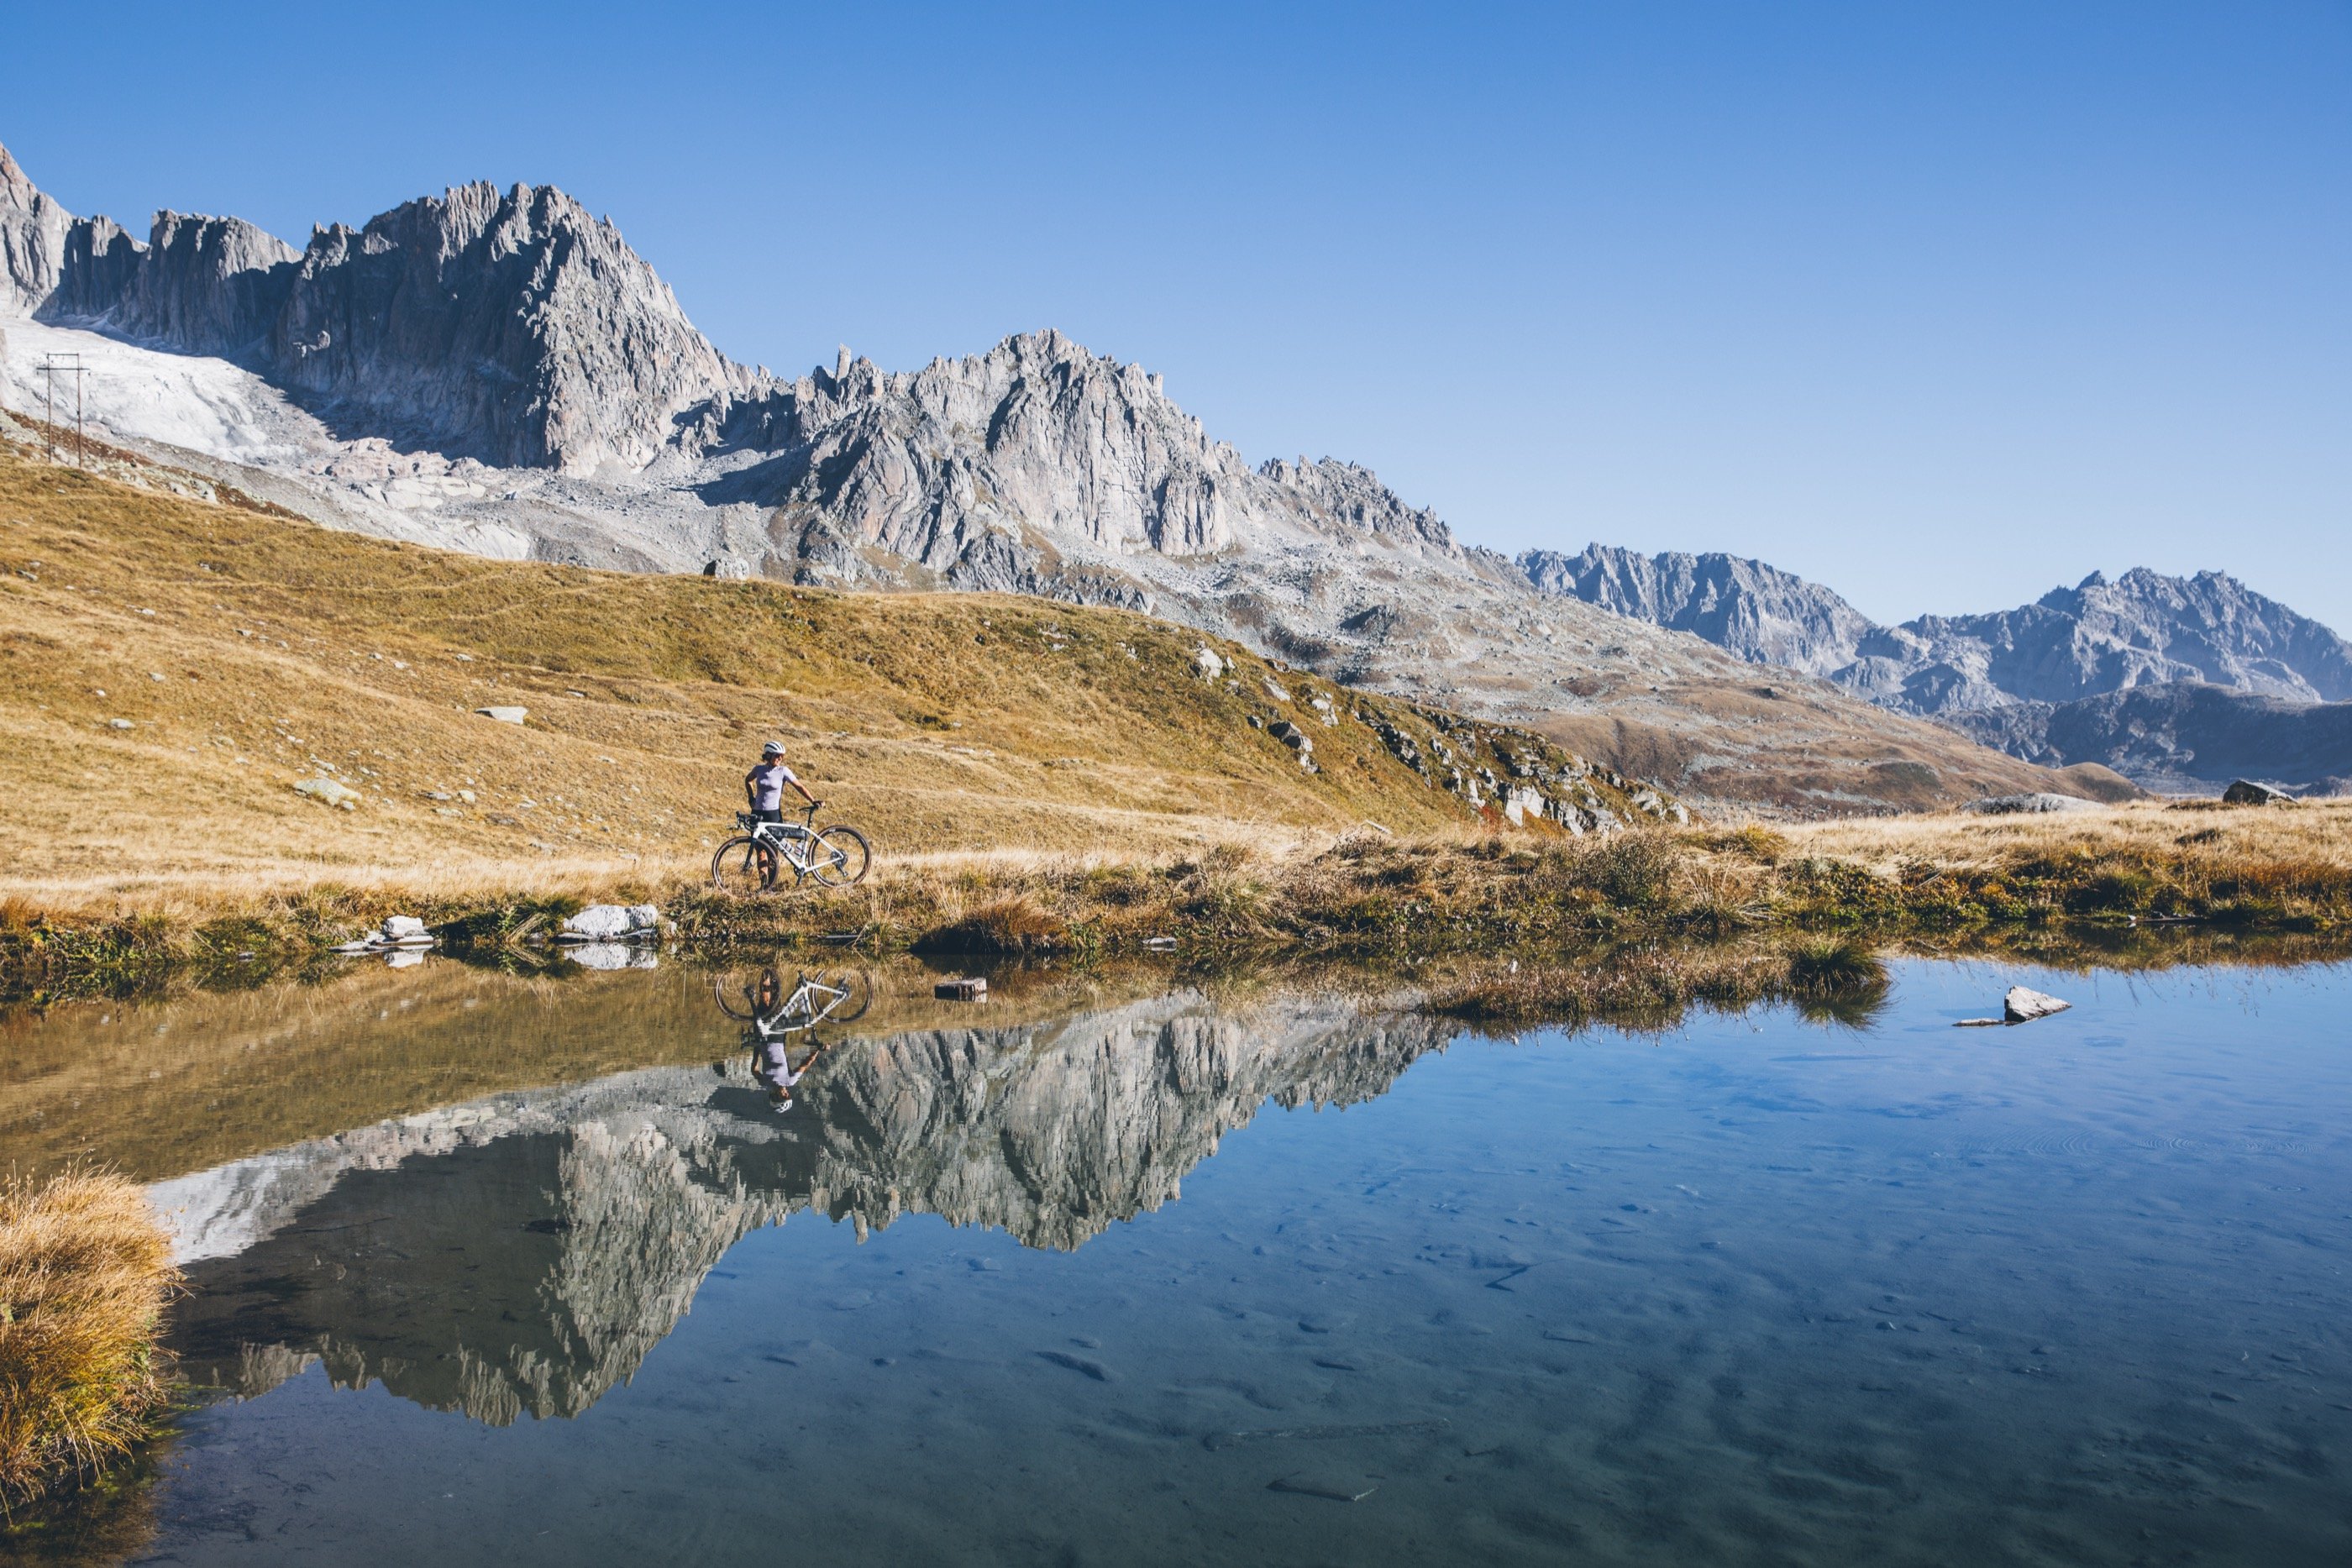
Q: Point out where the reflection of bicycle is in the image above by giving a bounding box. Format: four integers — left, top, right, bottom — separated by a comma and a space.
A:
712, 967, 871, 1033
711, 805, 871, 894
715, 967, 868, 1113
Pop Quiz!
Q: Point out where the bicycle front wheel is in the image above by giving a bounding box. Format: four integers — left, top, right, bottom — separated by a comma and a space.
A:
810, 826, 872, 887
711, 836, 778, 894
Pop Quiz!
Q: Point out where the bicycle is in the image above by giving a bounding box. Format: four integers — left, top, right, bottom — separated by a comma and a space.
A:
711, 803, 872, 893
711, 965, 872, 1032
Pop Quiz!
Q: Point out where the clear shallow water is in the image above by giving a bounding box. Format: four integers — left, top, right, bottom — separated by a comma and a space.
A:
15, 956, 2352, 1565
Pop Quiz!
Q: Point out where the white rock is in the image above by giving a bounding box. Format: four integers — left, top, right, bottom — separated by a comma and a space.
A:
1501, 786, 1547, 826
1261, 677, 1291, 704
1194, 646, 1225, 679
380, 915, 428, 942
559, 902, 661, 941
292, 776, 360, 810
475, 705, 528, 724
2003, 986, 2071, 1024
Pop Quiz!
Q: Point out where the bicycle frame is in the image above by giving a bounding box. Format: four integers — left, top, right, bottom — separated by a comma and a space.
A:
739, 972, 858, 1038
738, 808, 834, 884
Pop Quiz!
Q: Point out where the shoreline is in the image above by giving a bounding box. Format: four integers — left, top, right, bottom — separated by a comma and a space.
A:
8, 802, 2349, 1002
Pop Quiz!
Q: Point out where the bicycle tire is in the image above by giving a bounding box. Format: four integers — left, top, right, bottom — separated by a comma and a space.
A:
811, 826, 872, 888
812, 968, 873, 1023
711, 836, 778, 894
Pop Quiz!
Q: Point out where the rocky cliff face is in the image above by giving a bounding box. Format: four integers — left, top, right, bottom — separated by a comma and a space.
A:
1520, 545, 1874, 678
1858, 569, 2352, 712
3, 144, 744, 471
1947, 684, 2352, 797
269, 182, 747, 470
1525, 543, 2352, 789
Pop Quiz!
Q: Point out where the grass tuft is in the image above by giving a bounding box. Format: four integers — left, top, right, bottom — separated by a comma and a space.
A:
0, 1172, 181, 1515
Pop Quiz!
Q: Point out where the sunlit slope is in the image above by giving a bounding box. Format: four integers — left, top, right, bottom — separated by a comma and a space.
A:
0, 445, 1634, 898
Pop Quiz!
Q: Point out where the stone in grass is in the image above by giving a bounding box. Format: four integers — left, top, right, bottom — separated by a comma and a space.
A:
293, 776, 360, 810
559, 904, 661, 941
1961, 793, 2098, 815
1956, 985, 2072, 1027
2222, 779, 2297, 806
475, 705, 528, 724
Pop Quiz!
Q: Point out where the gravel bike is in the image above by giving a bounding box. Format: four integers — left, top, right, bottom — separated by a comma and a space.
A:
711, 965, 872, 1032
711, 804, 871, 893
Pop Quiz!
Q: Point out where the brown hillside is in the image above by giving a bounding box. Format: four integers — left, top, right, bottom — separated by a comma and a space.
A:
0, 445, 1670, 905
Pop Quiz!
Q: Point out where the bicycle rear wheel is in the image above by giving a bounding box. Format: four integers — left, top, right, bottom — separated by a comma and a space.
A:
805, 968, 873, 1024
811, 826, 872, 887
711, 836, 778, 894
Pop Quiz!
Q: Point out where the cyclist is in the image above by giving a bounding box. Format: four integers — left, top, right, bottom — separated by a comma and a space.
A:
745, 739, 822, 831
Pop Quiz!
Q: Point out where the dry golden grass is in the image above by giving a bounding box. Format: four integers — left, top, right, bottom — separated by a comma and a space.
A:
0, 440, 1635, 923
0, 1172, 178, 1513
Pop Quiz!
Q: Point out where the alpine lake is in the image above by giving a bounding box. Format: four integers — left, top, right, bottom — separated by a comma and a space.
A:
3, 936, 2349, 1567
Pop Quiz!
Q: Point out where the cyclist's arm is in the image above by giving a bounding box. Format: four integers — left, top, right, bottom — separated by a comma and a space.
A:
791, 777, 820, 806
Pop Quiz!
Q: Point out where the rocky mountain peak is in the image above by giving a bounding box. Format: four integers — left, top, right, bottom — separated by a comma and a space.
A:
0, 141, 38, 208
1520, 543, 1875, 678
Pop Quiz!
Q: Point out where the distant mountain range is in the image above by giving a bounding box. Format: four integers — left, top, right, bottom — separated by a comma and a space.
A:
1524, 546, 2352, 794
0, 137, 2104, 815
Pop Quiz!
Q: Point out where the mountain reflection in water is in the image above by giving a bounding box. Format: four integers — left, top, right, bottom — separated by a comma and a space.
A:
163, 980, 1455, 1425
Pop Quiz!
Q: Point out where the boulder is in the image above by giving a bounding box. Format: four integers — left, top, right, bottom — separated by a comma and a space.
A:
2003, 985, 2071, 1023
1957, 985, 2073, 1027
1501, 786, 1547, 826
475, 705, 528, 724
702, 559, 752, 579
1194, 646, 1225, 679
1961, 792, 2097, 815
292, 776, 360, 810
380, 915, 430, 944
558, 903, 661, 941
2222, 779, 2297, 806
1268, 721, 1312, 752
1261, 677, 1292, 704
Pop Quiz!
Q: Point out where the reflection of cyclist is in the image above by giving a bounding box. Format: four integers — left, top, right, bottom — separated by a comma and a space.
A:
745, 741, 821, 829
740, 970, 836, 1113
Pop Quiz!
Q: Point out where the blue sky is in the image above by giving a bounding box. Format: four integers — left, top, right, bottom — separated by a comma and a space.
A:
8, 2, 2347, 629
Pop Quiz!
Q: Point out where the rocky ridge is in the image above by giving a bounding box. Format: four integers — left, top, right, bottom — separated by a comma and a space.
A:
1527, 545, 2352, 791
0, 139, 2093, 812
1946, 684, 2352, 798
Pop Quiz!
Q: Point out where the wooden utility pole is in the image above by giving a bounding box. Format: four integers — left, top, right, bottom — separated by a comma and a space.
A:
39, 353, 86, 465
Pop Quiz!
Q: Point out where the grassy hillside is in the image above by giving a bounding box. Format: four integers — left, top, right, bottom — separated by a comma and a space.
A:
0, 442, 1672, 910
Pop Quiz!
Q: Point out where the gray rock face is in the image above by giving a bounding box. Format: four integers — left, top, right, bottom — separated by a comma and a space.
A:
1520, 544, 1874, 678
4, 142, 745, 473
1532, 548, 2352, 719
110, 212, 301, 354
1948, 684, 2352, 798
1861, 569, 2352, 713
270, 182, 746, 470
0, 142, 74, 314
1527, 538, 2352, 791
